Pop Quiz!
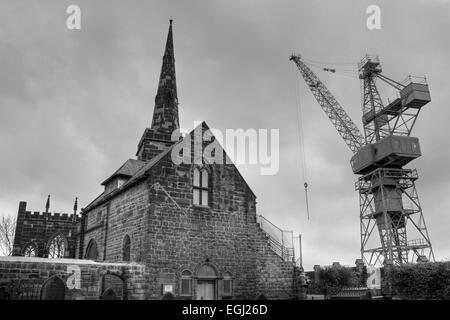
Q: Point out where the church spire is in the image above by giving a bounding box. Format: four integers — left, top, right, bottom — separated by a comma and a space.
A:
136, 20, 180, 161
151, 19, 179, 133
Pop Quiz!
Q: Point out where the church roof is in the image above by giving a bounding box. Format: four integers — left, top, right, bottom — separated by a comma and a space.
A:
83, 148, 171, 212
82, 122, 256, 213
81, 22, 255, 214
101, 159, 146, 186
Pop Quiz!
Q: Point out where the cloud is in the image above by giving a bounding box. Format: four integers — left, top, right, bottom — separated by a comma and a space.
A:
0, 0, 449, 269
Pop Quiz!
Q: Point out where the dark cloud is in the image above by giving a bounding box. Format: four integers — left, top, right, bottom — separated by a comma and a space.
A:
1, 0, 449, 268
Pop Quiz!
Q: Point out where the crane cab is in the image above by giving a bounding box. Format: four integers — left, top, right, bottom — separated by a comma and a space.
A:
351, 136, 422, 175
399, 77, 431, 110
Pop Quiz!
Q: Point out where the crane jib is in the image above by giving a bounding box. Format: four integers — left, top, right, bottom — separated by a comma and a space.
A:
291, 55, 365, 154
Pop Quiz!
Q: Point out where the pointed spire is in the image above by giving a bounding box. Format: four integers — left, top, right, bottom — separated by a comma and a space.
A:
151, 19, 179, 133
45, 195, 50, 213
73, 197, 78, 222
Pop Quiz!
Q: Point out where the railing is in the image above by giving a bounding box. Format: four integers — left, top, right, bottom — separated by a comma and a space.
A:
256, 215, 295, 262
358, 55, 380, 70
400, 75, 428, 86
408, 238, 427, 247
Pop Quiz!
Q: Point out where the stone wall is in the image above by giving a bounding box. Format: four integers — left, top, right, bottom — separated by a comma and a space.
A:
0, 256, 147, 300
136, 147, 301, 299
12, 202, 78, 258
76, 123, 302, 300
76, 181, 150, 263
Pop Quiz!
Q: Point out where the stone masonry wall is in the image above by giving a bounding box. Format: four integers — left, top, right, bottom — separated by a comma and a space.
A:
0, 257, 147, 300
137, 145, 300, 299
76, 182, 150, 263
13, 202, 78, 258
77, 123, 301, 299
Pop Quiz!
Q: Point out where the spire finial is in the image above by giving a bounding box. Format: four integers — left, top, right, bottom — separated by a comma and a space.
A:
72, 197, 78, 222
169, 19, 173, 25
45, 195, 50, 213
73, 197, 78, 214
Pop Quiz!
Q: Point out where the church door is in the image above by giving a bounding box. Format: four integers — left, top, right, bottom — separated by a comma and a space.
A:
196, 280, 215, 300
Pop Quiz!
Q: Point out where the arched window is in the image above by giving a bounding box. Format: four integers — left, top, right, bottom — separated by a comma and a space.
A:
47, 234, 67, 258
193, 168, 209, 206
85, 239, 98, 260
23, 244, 37, 257
222, 272, 233, 297
180, 270, 193, 296
122, 235, 131, 262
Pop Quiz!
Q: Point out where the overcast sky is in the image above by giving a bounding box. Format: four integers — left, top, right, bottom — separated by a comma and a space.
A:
1, 0, 449, 269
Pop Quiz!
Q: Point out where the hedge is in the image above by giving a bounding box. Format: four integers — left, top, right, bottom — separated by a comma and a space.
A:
390, 261, 450, 299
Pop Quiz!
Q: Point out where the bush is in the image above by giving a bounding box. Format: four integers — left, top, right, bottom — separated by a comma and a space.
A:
308, 266, 360, 296
390, 262, 450, 299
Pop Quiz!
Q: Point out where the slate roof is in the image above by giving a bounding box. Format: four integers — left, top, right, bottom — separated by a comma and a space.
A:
101, 159, 147, 185
83, 148, 173, 212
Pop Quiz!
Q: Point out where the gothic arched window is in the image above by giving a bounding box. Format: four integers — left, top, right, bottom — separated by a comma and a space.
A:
85, 239, 98, 260
122, 235, 131, 262
23, 244, 37, 257
47, 234, 66, 258
193, 168, 209, 206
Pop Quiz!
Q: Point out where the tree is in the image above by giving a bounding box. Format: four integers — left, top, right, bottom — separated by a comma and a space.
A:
313, 266, 360, 296
0, 214, 16, 256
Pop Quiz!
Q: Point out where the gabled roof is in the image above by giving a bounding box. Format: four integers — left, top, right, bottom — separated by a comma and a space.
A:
83, 149, 172, 212
82, 122, 256, 213
101, 159, 146, 186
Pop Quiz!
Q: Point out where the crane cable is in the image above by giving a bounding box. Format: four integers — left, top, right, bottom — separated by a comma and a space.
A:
291, 63, 310, 220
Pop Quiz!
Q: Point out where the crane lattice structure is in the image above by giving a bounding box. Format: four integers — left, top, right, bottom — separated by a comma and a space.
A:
290, 54, 435, 267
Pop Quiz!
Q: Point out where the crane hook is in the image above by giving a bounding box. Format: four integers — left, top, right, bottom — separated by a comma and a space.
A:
304, 182, 310, 220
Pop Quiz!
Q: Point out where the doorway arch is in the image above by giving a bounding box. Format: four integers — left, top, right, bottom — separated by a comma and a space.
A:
100, 274, 125, 300
40, 275, 66, 300
195, 264, 218, 300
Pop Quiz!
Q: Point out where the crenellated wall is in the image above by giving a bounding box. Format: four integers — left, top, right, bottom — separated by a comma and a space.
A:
12, 201, 79, 258
0, 256, 147, 300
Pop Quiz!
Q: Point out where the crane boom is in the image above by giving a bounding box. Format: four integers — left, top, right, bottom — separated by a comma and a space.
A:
290, 54, 365, 154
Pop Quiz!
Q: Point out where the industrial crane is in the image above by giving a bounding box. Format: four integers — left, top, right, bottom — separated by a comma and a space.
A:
290, 54, 435, 267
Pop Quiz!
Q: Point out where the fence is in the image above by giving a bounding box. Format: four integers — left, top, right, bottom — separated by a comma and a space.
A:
256, 215, 296, 263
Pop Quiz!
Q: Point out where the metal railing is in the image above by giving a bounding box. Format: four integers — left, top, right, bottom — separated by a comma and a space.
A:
256, 215, 295, 262
407, 238, 427, 247
358, 55, 380, 70
400, 75, 428, 86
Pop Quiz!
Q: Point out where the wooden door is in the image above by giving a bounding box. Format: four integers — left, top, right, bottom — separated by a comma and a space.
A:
196, 280, 215, 300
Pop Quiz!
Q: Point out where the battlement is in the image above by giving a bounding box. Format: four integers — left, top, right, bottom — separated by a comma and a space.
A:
18, 201, 80, 222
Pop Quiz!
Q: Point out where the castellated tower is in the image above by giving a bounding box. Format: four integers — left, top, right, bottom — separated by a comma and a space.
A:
12, 198, 79, 258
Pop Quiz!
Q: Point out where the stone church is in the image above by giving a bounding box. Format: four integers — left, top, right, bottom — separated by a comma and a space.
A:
4, 21, 303, 300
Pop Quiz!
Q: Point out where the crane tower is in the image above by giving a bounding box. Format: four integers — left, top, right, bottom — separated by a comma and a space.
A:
290, 54, 435, 266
